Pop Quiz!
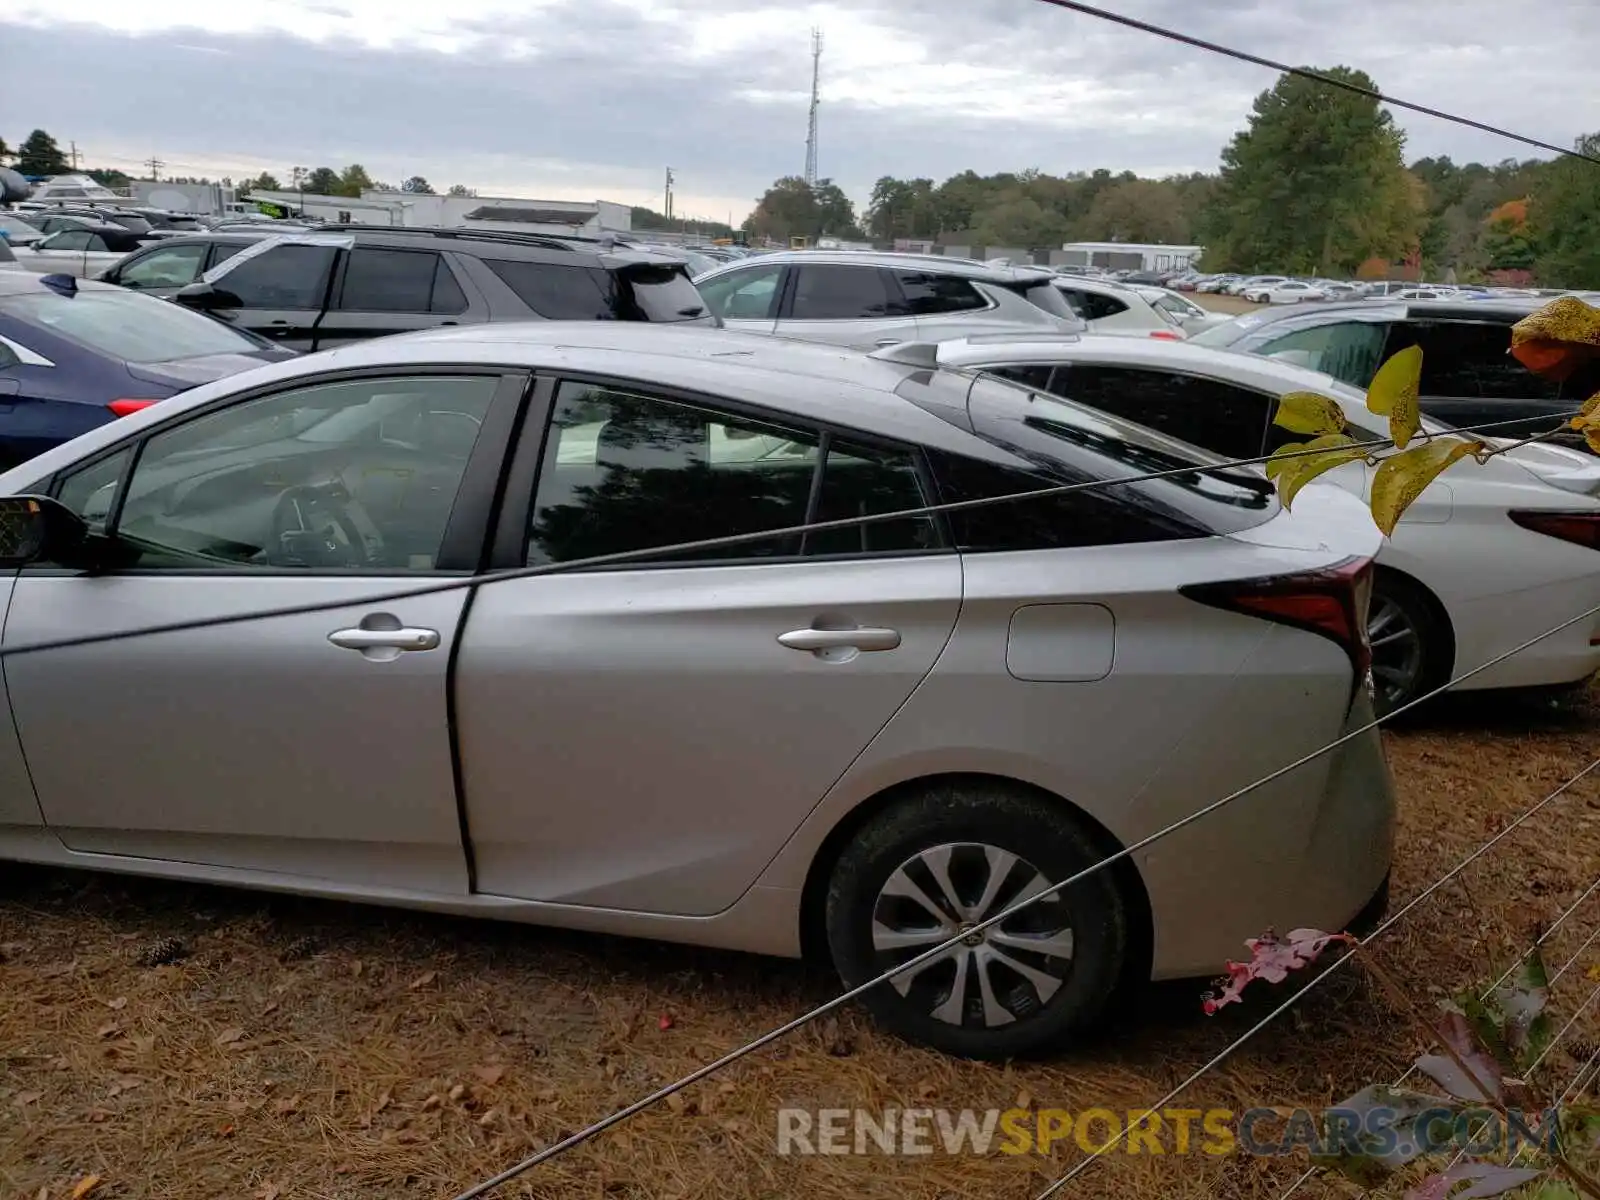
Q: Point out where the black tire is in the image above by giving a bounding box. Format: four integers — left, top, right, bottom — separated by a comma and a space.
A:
824, 781, 1128, 1060
1369, 571, 1452, 717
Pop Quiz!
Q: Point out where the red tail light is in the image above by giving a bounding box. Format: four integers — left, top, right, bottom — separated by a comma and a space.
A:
108, 399, 161, 417
1180, 557, 1375, 685
1148, 329, 1184, 340
1508, 510, 1600, 551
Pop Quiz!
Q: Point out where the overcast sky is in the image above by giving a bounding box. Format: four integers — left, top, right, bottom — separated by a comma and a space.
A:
3, 0, 1596, 221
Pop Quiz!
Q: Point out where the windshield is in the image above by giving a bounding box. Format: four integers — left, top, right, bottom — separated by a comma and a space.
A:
1, 289, 265, 363
106, 213, 154, 234
1188, 313, 1278, 349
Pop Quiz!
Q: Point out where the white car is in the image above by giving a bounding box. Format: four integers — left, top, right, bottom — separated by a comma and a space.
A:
930, 332, 1600, 714
12, 226, 141, 279
1245, 280, 1328, 305
1226, 275, 1286, 296
1050, 276, 1188, 340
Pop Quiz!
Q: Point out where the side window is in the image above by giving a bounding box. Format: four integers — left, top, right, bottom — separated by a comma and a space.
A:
893, 272, 988, 315
116, 243, 207, 289
1396, 321, 1559, 400
86, 235, 111, 253
46, 231, 91, 251
483, 260, 612, 320
1049, 365, 1272, 460
337, 248, 441, 313
986, 364, 1058, 391
431, 258, 468, 314
1253, 321, 1389, 387
696, 265, 784, 321
216, 245, 339, 310
207, 242, 249, 269
926, 451, 1193, 551
788, 265, 905, 320
526, 382, 936, 566
98, 375, 498, 571
1063, 290, 1130, 320
55, 448, 133, 534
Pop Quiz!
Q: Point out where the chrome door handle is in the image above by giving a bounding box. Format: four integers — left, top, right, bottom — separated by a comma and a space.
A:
328, 627, 440, 652
777, 627, 901, 652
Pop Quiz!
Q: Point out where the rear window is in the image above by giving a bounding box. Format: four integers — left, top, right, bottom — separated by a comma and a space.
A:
912, 373, 1278, 543
1, 289, 264, 363
485, 260, 613, 319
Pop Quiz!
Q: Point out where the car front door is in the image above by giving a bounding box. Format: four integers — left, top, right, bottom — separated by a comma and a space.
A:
453, 378, 961, 915
103, 240, 209, 294
775, 262, 921, 347
312, 246, 475, 349
26, 230, 95, 276
201, 242, 341, 350
694, 262, 784, 334
3, 368, 527, 893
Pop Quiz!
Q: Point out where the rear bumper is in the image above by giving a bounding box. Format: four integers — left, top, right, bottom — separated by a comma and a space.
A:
1146, 692, 1397, 981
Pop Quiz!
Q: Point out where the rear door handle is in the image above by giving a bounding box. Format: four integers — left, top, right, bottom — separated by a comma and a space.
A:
328, 627, 440, 652
777, 627, 901, 652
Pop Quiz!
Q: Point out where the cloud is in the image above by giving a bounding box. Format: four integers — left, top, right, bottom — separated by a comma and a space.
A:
2, 0, 1595, 219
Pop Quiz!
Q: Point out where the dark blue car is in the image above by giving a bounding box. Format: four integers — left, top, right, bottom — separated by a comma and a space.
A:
0, 271, 295, 470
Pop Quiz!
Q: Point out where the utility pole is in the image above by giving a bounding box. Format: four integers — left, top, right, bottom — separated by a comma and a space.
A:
664, 167, 674, 222
145, 155, 164, 181
291, 165, 307, 216
68, 141, 81, 170
804, 28, 822, 187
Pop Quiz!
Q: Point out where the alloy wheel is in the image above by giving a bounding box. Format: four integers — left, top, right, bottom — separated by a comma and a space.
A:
870, 842, 1075, 1028
1368, 591, 1424, 710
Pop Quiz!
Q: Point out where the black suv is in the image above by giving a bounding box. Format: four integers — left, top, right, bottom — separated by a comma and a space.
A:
154, 227, 714, 351
1192, 298, 1600, 451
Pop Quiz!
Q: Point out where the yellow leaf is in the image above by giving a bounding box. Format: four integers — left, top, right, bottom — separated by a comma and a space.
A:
1587, 426, 1600, 455
1365, 345, 1423, 449
1273, 391, 1347, 436
1370, 438, 1484, 536
1274, 435, 1367, 509
1587, 964, 1600, 982
70, 1176, 103, 1200
1572, 390, 1600, 430
1265, 442, 1306, 482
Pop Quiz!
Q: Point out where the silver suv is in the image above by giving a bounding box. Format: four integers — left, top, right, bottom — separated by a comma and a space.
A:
693, 251, 1084, 347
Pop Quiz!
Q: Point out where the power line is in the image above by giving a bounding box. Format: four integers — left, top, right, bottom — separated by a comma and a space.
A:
1033, 0, 1600, 167
448, 630, 1600, 1200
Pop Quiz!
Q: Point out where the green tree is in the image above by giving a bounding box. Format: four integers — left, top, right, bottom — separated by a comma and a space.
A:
0, 138, 11, 163
244, 172, 282, 193
1531, 133, 1600, 288
865, 176, 939, 241
85, 168, 131, 190
401, 176, 435, 195
1480, 199, 1535, 272
303, 167, 341, 195
17, 130, 70, 176
1200, 67, 1421, 274
743, 176, 860, 242
1074, 178, 1190, 244
970, 193, 1066, 248
336, 164, 375, 197
447, 183, 476, 197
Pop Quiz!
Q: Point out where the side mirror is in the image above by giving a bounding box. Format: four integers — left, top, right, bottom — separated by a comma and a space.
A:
175, 281, 241, 311
0, 495, 88, 568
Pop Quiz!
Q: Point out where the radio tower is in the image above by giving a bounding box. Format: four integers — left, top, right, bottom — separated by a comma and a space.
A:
803, 28, 822, 186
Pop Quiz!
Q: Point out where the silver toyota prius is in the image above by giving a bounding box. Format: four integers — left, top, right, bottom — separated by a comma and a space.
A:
0, 323, 1394, 1058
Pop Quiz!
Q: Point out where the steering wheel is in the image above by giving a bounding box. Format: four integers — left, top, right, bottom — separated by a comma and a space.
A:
268, 484, 374, 568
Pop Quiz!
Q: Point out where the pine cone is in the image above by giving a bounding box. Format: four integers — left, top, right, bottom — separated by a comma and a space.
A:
134, 936, 189, 967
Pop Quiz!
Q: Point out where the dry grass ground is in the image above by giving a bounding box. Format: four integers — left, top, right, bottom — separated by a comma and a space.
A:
1194, 292, 1265, 316
4, 690, 1600, 1200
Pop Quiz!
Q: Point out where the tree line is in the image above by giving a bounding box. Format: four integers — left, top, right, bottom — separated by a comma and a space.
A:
742, 66, 1600, 287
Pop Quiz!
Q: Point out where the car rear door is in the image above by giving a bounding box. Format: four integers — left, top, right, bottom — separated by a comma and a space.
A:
775, 262, 921, 346
200, 240, 343, 350
1382, 317, 1575, 439
4, 367, 528, 893
312, 246, 478, 349
694, 261, 784, 334
452, 376, 962, 915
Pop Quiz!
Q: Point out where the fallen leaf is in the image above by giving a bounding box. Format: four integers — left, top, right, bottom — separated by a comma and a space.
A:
12, 1090, 43, 1107
349, 959, 364, 978
448, 1083, 467, 1103
1588, 964, 1600, 983
95, 1023, 121, 1040
472, 1065, 505, 1086
103, 997, 127, 1011
375, 1092, 392, 1114
477, 1108, 498, 1127
70, 1176, 102, 1199
421, 1094, 442, 1111
665, 1093, 686, 1113
658, 1013, 674, 1031
214, 1028, 245, 1047
274, 1094, 302, 1115
261, 1001, 280, 1017
407, 971, 437, 990
87, 1108, 111, 1123
1015, 1089, 1032, 1111
219, 1123, 236, 1137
